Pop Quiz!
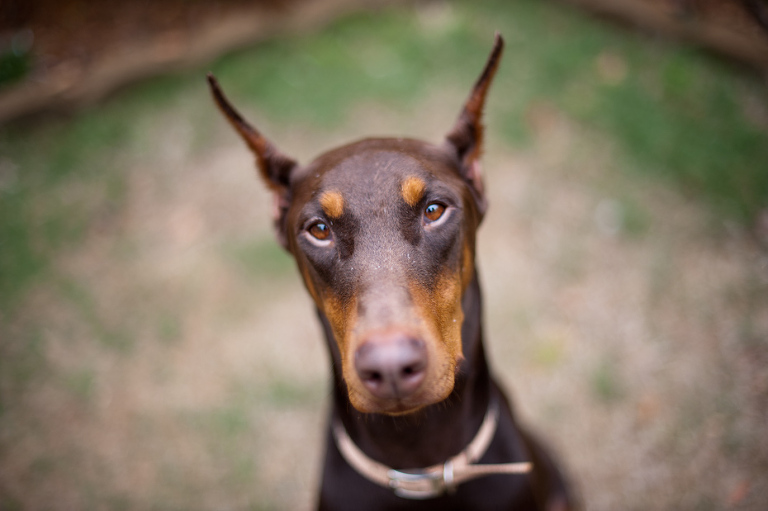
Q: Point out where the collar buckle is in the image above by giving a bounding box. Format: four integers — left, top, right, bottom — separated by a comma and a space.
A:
387, 460, 456, 499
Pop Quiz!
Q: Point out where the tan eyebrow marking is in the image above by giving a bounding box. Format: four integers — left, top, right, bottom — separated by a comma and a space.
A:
319, 190, 345, 219
401, 176, 426, 207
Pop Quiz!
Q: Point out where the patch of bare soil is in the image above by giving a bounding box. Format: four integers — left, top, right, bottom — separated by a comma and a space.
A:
2, 86, 767, 510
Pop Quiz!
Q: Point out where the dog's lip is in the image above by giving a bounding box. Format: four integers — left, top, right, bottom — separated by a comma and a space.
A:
360, 394, 434, 416
380, 403, 426, 416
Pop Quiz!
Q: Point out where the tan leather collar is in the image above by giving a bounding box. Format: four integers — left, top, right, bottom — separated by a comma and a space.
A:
332, 399, 532, 499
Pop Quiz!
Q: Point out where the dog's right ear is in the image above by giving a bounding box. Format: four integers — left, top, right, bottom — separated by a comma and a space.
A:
207, 74, 297, 249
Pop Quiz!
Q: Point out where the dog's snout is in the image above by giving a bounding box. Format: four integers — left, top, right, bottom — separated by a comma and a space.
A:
354, 333, 427, 400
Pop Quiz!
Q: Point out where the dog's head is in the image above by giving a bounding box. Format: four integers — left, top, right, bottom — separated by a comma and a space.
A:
209, 35, 503, 415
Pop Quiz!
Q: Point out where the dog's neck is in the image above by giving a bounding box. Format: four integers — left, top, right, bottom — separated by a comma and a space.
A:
317, 272, 492, 469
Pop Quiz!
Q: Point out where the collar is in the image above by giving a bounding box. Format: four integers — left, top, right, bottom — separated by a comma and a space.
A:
332, 398, 532, 499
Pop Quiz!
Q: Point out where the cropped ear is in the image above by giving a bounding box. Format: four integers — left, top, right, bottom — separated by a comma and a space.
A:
207, 73, 297, 249
445, 34, 504, 217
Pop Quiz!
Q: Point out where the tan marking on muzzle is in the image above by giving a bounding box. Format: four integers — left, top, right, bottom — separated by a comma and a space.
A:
322, 293, 357, 357
461, 242, 475, 291
319, 190, 345, 219
407, 271, 465, 403
337, 278, 461, 414
427, 272, 465, 363
401, 176, 426, 207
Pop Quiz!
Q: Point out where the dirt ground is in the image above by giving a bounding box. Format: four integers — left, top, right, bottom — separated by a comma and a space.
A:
1, 77, 767, 510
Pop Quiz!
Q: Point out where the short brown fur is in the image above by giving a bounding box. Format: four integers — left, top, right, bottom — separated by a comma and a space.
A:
208, 33, 577, 510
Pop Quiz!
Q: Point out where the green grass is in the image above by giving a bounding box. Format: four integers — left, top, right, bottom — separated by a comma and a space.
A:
54, 276, 133, 351
208, 8, 488, 125
0, 326, 45, 417
591, 357, 626, 404
226, 237, 295, 281
0, 72, 198, 311
1, 0, 766, 312
63, 369, 96, 402
483, 0, 767, 222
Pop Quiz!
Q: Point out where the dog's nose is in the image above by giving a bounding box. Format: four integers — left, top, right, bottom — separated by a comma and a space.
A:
354, 334, 427, 400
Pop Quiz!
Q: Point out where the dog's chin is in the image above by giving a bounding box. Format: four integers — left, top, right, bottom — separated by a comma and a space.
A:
351, 399, 427, 416
381, 405, 426, 416
348, 385, 454, 416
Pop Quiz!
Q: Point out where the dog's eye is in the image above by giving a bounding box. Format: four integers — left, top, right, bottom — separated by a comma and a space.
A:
308, 222, 331, 241
424, 203, 446, 223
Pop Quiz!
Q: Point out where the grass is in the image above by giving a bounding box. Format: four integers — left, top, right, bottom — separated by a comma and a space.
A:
1, 0, 766, 314
591, 357, 626, 404
207, 9, 488, 126
0, 0, 762, 404
226, 238, 296, 282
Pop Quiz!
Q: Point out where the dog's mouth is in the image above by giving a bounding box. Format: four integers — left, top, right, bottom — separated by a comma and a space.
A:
380, 402, 426, 416
345, 360, 457, 416
349, 393, 435, 416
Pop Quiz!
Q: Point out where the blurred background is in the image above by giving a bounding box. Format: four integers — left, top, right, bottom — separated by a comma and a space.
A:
1, 0, 767, 509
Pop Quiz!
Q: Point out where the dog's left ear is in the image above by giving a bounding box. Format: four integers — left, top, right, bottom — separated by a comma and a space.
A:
207, 73, 297, 249
445, 33, 504, 218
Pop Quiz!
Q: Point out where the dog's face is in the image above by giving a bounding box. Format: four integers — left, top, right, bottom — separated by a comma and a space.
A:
209, 35, 503, 415
284, 139, 482, 413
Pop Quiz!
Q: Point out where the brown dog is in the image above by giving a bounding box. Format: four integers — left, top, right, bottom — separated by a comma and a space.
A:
208, 34, 576, 510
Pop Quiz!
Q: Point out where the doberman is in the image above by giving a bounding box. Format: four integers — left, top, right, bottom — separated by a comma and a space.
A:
208, 34, 576, 511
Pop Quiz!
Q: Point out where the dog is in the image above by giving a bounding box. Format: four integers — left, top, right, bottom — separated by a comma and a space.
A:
208, 33, 576, 511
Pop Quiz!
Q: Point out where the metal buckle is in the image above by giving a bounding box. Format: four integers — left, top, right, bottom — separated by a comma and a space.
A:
387, 467, 444, 499
387, 460, 456, 499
